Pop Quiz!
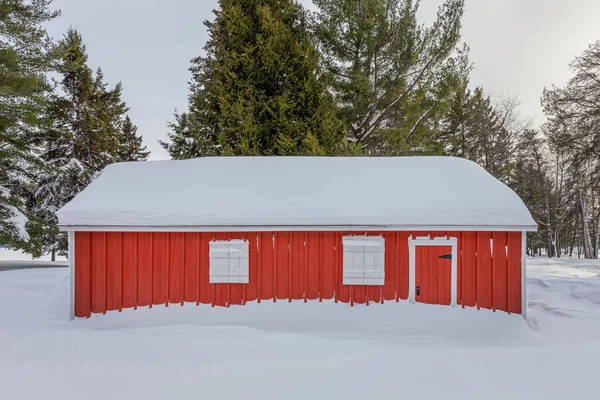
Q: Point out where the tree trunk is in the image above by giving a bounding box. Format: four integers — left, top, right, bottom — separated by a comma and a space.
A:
51, 249, 56, 262
596, 215, 600, 259
580, 188, 594, 258
570, 212, 579, 257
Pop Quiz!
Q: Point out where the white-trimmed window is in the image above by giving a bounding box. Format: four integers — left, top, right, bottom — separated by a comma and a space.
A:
209, 240, 249, 284
342, 236, 385, 285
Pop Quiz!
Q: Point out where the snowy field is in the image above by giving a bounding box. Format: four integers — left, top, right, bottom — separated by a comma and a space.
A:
0, 247, 67, 262
1, 257, 599, 399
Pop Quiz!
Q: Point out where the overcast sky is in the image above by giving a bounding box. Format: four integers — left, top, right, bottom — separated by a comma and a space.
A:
46, 0, 600, 160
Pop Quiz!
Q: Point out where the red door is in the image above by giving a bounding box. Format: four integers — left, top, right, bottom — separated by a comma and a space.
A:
415, 246, 452, 305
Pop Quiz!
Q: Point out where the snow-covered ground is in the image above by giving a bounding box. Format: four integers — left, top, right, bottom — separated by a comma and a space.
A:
0, 247, 67, 262
1, 257, 599, 399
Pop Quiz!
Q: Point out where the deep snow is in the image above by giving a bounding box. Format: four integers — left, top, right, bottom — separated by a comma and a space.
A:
1, 257, 599, 399
56, 157, 536, 228
0, 247, 67, 262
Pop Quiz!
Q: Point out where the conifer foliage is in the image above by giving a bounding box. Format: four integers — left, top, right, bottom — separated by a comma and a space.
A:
161, 0, 346, 158
35, 29, 145, 256
312, 0, 466, 154
119, 116, 149, 161
0, 0, 58, 251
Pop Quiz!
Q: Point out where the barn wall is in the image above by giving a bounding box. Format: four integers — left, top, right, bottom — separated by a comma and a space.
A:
74, 231, 523, 317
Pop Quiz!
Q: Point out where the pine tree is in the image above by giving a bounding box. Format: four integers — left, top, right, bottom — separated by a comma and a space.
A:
161, 0, 347, 158
0, 0, 58, 251
35, 29, 130, 257
118, 116, 149, 161
438, 86, 523, 183
312, 0, 466, 153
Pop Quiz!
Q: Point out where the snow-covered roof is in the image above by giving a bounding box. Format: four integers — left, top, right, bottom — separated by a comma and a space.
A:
57, 157, 537, 230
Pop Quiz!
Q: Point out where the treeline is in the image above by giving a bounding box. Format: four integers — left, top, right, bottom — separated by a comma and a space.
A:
2, 0, 599, 259
160, 0, 599, 259
518, 42, 600, 259
1, 1, 147, 258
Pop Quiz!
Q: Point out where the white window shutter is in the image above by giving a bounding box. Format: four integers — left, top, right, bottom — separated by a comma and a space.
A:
342, 236, 385, 286
209, 240, 249, 284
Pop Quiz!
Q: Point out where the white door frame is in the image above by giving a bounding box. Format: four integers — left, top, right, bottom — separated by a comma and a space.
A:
408, 235, 458, 307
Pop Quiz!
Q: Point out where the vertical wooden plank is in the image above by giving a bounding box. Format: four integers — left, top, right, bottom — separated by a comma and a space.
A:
291, 231, 305, 301
382, 232, 396, 301
121, 232, 137, 309
105, 232, 122, 311
429, 232, 447, 301
318, 232, 323, 302
395, 233, 400, 302
333, 232, 339, 303
428, 246, 441, 304
288, 232, 293, 302
75, 232, 91, 317
275, 231, 289, 300
303, 232, 308, 302
306, 232, 320, 300
320, 232, 335, 300
137, 232, 153, 306
90, 232, 107, 314
169, 232, 184, 304
246, 232, 259, 302
461, 232, 477, 307
417, 246, 429, 303
367, 232, 381, 304
493, 232, 508, 311
447, 232, 462, 306
260, 232, 274, 301
151, 232, 169, 306
477, 231, 493, 309
437, 245, 452, 306
181, 233, 185, 306
183, 232, 199, 303
507, 232, 522, 314
229, 284, 243, 305
273, 232, 278, 302
397, 232, 410, 300
199, 233, 211, 304
336, 231, 351, 303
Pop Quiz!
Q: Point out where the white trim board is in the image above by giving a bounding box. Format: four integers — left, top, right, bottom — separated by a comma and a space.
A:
68, 231, 75, 320
408, 236, 458, 307
59, 224, 538, 233
521, 231, 527, 320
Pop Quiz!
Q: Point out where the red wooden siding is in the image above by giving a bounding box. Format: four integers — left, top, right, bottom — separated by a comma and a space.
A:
74, 231, 523, 317
415, 245, 452, 305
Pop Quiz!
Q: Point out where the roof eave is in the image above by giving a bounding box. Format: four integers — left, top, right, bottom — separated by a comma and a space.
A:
59, 224, 538, 233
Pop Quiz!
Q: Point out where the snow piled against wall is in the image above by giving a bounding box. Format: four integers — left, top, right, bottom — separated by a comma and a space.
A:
1, 257, 600, 399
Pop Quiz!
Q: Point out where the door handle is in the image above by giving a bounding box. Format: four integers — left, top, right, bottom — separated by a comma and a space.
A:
416, 286, 420, 296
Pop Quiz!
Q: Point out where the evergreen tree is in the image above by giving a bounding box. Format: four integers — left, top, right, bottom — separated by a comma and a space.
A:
312, 0, 466, 153
0, 0, 58, 251
118, 116, 149, 161
35, 29, 130, 257
439, 85, 524, 183
161, 0, 347, 158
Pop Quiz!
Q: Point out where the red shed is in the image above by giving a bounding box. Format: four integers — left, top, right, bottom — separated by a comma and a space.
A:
57, 157, 537, 319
